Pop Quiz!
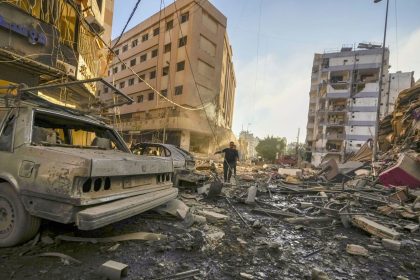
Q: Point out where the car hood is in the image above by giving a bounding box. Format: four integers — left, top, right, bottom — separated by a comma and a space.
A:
29, 146, 173, 177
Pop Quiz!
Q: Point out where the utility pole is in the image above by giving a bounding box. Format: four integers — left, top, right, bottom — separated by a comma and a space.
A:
296, 128, 300, 166
372, 0, 389, 161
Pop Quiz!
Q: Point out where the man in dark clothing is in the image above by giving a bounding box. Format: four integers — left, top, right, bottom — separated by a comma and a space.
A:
215, 142, 239, 183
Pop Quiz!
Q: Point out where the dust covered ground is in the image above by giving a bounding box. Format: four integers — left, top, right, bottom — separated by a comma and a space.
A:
1, 166, 419, 280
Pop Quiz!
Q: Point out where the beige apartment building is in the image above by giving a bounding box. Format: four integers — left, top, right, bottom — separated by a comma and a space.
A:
99, 0, 236, 154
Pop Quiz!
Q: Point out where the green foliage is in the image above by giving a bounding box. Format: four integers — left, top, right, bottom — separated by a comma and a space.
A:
255, 136, 286, 161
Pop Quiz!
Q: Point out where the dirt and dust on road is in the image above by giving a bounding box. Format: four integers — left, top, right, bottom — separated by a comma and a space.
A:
1, 158, 419, 280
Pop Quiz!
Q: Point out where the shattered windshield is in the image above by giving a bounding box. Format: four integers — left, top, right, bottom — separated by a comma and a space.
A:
31, 111, 127, 151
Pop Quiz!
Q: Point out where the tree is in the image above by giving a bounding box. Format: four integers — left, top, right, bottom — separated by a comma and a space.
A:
255, 136, 286, 161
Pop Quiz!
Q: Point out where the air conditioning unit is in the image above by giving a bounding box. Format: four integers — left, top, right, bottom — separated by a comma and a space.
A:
56, 60, 76, 77
85, 15, 105, 35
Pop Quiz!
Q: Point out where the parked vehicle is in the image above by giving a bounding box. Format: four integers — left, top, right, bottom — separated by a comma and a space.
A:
131, 143, 207, 186
0, 93, 177, 247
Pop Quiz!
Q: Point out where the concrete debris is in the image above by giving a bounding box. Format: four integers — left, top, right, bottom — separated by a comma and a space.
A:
245, 185, 257, 204
107, 243, 121, 252
239, 272, 255, 279
382, 239, 401, 251
36, 252, 81, 264
56, 232, 167, 243
346, 244, 369, 257
197, 210, 228, 224
154, 199, 189, 219
403, 224, 419, 233
311, 268, 331, 280
278, 168, 302, 177
99, 260, 128, 280
352, 216, 401, 240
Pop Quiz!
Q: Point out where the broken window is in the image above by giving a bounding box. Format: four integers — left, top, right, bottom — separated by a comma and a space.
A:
151, 49, 158, 58
142, 33, 149, 42
128, 78, 135, 86
130, 58, 136, 66
150, 70, 156, 79
140, 54, 147, 62
181, 12, 189, 23
162, 66, 169, 76
138, 74, 146, 82
131, 39, 138, 48
0, 111, 14, 152
153, 27, 160, 36
179, 36, 188, 47
31, 112, 126, 151
166, 20, 173, 30
175, 85, 183, 95
122, 45, 128, 52
148, 92, 154, 101
121, 63, 126, 70
137, 95, 144, 103
164, 43, 171, 53
177, 61, 185, 71
161, 89, 168, 97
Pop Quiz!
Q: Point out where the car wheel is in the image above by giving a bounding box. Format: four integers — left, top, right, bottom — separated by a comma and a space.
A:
0, 183, 40, 247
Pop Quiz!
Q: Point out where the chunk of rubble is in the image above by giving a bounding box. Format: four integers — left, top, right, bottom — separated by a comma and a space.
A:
382, 239, 401, 251
99, 260, 128, 280
197, 210, 228, 224
346, 244, 369, 257
154, 199, 189, 219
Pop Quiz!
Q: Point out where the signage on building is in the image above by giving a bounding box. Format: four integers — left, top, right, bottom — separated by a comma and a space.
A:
0, 3, 58, 68
0, 15, 47, 46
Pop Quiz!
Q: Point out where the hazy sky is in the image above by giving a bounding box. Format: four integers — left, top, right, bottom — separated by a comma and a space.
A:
112, 0, 420, 142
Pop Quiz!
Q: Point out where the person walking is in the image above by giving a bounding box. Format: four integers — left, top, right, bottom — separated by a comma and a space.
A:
215, 141, 239, 183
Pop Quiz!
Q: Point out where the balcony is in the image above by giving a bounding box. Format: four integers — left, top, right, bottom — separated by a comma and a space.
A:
353, 82, 380, 98
326, 83, 350, 99
324, 132, 345, 140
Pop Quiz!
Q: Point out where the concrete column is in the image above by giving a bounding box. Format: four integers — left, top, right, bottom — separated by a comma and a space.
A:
180, 130, 191, 151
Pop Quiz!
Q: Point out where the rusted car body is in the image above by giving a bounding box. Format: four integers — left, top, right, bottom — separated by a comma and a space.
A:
131, 143, 208, 187
0, 98, 177, 246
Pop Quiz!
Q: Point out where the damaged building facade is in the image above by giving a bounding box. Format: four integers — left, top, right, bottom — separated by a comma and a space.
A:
305, 44, 414, 166
0, 0, 114, 103
99, 0, 236, 154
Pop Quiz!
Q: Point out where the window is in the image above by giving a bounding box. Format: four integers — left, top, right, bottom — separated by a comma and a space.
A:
151, 49, 158, 58
129, 78, 135, 86
121, 64, 126, 70
161, 89, 168, 97
115, 49, 119, 55
148, 92, 154, 101
137, 95, 144, 103
164, 43, 171, 53
138, 74, 145, 82
175, 85, 183, 95
153, 27, 160, 36
122, 45, 128, 52
131, 39, 138, 48
113, 67, 118, 74
181, 12, 189, 23
119, 81, 125, 88
150, 70, 156, 79
0, 114, 14, 152
140, 54, 147, 62
104, 87, 109, 93
97, 90, 101, 96
142, 33, 149, 42
162, 66, 169, 76
0, 109, 9, 125
177, 61, 185, 71
130, 58, 136, 66
166, 20, 173, 30
179, 36, 187, 47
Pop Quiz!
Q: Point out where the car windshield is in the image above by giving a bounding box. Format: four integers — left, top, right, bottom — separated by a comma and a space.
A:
31, 111, 127, 151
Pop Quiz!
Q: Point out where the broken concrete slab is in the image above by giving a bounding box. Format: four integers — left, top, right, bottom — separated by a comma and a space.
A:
278, 168, 301, 177
99, 260, 128, 280
153, 199, 189, 219
382, 239, 401, 251
245, 185, 257, 204
240, 272, 255, 279
352, 215, 401, 240
197, 210, 228, 224
346, 244, 369, 257
403, 223, 419, 233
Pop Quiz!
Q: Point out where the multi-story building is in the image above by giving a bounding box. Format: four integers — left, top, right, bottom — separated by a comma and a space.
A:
238, 130, 259, 160
0, 0, 114, 105
99, 0, 236, 154
305, 44, 414, 166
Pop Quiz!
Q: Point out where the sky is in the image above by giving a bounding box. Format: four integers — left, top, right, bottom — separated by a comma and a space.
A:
111, 0, 420, 143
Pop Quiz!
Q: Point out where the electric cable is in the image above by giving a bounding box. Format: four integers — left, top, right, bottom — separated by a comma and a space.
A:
112, 0, 143, 50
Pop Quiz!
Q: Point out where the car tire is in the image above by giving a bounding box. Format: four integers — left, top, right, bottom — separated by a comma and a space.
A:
0, 183, 40, 247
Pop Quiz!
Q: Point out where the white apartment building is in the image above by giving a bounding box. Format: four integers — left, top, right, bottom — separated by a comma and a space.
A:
305, 44, 414, 166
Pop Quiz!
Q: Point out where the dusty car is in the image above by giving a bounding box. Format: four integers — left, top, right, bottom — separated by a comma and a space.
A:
131, 143, 207, 186
0, 95, 177, 247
